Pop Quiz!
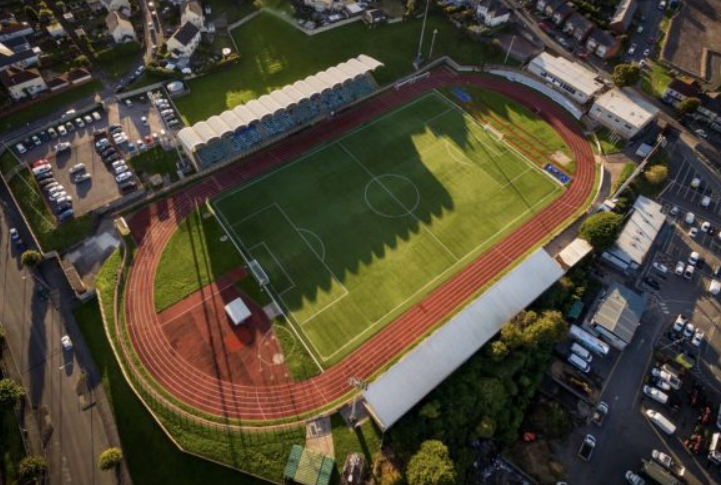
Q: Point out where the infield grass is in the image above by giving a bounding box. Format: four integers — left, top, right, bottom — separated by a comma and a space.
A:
212, 91, 564, 365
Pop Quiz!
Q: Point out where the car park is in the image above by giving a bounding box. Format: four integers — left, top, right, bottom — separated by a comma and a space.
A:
643, 385, 669, 404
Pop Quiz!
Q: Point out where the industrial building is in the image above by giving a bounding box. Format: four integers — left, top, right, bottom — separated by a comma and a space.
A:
589, 88, 659, 139
527, 52, 604, 105
589, 283, 647, 350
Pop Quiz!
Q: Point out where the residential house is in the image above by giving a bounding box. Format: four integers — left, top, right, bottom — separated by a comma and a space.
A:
46, 21, 66, 39
563, 12, 594, 43
106, 11, 137, 43
585, 30, 621, 59
100, 0, 131, 13
181, 0, 204, 30
551, 2, 574, 26
477, 0, 511, 28
0, 22, 34, 42
0, 39, 39, 72
662, 77, 700, 106
696, 93, 721, 132
609, 0, 637, 34
67, 68, 92, 84
0, 67, 47, 100
47, 76, 70, 91
590, 88, 659, 139
167, 21, 200, 58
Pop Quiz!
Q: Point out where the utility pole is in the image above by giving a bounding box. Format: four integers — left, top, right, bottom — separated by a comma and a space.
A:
504, 35, 516, 65
428, 28, 438, 60
414, 0, 432, 69
348, 377, 368, 427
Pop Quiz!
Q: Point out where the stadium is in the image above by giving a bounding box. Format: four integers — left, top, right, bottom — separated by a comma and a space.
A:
119, 57, 596, 446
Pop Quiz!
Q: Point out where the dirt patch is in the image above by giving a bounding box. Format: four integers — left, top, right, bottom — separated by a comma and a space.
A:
662, 0, 721, 84
507, 441, 566, 485
551, 150, 573, 167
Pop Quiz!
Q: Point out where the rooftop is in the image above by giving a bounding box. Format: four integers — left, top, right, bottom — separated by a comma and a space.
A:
529, 52, 604, 97
593, 88, 659, 126
603, 195, 664, 268
0, 66, 41, 87
610, 0, 637, 25
171, 20, 199, 46
592, 282, 647, 343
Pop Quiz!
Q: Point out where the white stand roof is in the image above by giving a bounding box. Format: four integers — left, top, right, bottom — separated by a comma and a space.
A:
224, 297, 251, 326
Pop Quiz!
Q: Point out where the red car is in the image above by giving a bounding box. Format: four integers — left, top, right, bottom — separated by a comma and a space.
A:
144, 135, 153, 146
32, 158, 49, 168
578, 52, 588, 59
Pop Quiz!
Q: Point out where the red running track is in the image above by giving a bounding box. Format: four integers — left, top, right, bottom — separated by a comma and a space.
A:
124, 71, 596, 421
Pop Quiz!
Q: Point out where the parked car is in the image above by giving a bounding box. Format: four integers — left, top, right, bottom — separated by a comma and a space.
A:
683, 322, 696, 338
38, 178, 57, 188
68, 163, 85, 174
689, 251, 700, 266
54, 142, 71, 152
55, 195, 72, 205
702, 221, 711, 232
646, 410, 676, 434
592, 402, 609, 426
568, 353, 590, 373
31, 135, 41, 146
84, 114, 93, 124
652, 367, 682, 390
628, 43, 637, 55
684, 264, 695, 279
651, 450, 685, 477
625, 471, 646, 485
57, 208, 75, 222
32, 164, 52, 176
74, 117, 85, 128
64, 121, 74, 132
92, 111, 102, 121
57, 125, 67, 136
578, 434, 596, 461
652, 262, 668, 274
9, 228, 26, 251
675, 261, 686, 276
689, 227, 698, 238
73, 172, 92, 183
48, 191, 67, 201
643, 385, 669, 404
116, 172, 133, 183
692, 328, 705, 347
32, 158, 49, 168
35, 171, 54, 182
48, 127, 58, 138
113, 164, 129, 175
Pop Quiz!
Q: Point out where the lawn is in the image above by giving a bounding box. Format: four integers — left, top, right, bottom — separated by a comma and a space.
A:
641, 61, 673, 98
6, 169, 94, 252
175, 12, 506, 123
0, 80, 102, 133
128, 146, 180, 185
330, 414, 383, 475
211, 91, 563, 365
0, 391, 26, 485
75, 248, 303, 484
0, 150, 20, 176
153, 206, 245, 311
596, 128, 627, 155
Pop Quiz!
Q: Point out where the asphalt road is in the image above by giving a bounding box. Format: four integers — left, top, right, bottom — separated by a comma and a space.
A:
0, 182, 119, 485
624, 0, 667, 63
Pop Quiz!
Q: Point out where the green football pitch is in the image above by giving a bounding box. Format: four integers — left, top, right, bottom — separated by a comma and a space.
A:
212, 91, 564, 365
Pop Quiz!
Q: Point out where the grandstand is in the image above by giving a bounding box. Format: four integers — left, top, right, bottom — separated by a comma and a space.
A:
177, 55, 384, 169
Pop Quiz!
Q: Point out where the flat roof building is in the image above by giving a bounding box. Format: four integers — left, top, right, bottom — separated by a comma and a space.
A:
527, 52, 604, 104
590, 88, 659, 139
589, 283, 647, 350
602, 195, 664, 272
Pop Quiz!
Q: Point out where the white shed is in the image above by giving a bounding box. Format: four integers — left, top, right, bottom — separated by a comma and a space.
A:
224, 298, 251, 326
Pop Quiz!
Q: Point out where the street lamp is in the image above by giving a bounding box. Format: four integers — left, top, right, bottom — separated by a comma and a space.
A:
413, 0, 432, 69
428, 29, 439, 60
348, 377, 368, 426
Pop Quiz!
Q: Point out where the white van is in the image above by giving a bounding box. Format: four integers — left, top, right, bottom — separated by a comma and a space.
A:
571, 343, 593, 363
709, 433, 721, 464
568, 353, 591, 373
702, 196, 712, 208
15, 143, 26, 154
646, 410, 676, 435
689, 251, 700, 266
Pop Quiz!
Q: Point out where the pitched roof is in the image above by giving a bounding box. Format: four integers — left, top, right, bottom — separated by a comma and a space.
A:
566, 12, 593, 30
480, 0, 511, 16
67, 68, 91, 81
587, 29, 618, 46
0, 66, 41, 87
47, 76, 69, 89
610, 0, 637, 25
172, 20, 199, 46
666, 78, 700, 98
0, 22, 32, 35
183, 0, 202, 16
553, 2, 574, 16
592, 282, 647, 343
700, 92, 721, 114
0, 46, 35, 68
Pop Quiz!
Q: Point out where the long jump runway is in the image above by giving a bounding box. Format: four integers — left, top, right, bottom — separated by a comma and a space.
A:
122, 71, 596, 421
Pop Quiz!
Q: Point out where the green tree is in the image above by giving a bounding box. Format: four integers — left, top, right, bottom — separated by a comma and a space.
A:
579, 211, 623, 252
522, 311, 567, 349
487, 340, 509, 361
21, 250, 42, 268
0, 378, 25, 410
18, 455, 47, 484
406, 440, 457, 485
419, 400, 442, 420
71, 54, 90, 68
644, 165, 668, 186
98, 447, 123, 471
611, 63, 641, 87
475, 416, 496, 438
678, 97, 700, 114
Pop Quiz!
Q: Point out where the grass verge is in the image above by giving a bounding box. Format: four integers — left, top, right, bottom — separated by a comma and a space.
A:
176, 12, 508, 123
128, 147, 181, 186
330, 414, 383, 475
0, 401, 26, 485
596, 128, 627, 155
6, 169, 94, 252
640, 61, 673, 98
0, 80, 102, 133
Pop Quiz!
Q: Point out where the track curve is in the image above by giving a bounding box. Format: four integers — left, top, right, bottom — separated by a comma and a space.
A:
123, 71, 597, 421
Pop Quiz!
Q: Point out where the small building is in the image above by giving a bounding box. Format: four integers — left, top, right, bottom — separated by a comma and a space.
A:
67, 68, 92, 84
477, 0, 511, 27
0, 40, 39, 72
224, 298, 251, 326
601, 196, 664, 272
609, 0, 637, 33
589, 283, 647, 350
181, 0, 204, 30
590, 88, 659, 139
167, 21, 200, 58
362, 9, 385, 26
696, 93, 721, 132
662, 77, 700, 106
100, 0, 131, 13
46, 21, 66, 39
585, 30, 621, 59
0, 67, 47, 100
0, 22, 34, 42
106, 11, 137, 44
551, 2, 574, 26
47, 75, 70, 91
563, 12, 594, 43
527, 52, 604, 104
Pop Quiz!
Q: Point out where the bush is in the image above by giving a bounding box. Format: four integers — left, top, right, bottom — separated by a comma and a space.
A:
678, 97, 700, 114
406, 440, 457, 485
21, 250, 42, 268
579, 212, 623, 251
98, 447, 123, 471
0, 378, 25, 410
644, 165, 668, 186
18, 456, 47, 484
612, 63, 641, 87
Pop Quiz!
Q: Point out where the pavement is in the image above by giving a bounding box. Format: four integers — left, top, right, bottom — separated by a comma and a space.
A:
0, 180, 126, 485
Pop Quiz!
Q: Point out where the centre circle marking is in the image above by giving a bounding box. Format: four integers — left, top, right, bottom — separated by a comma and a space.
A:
364, 174, 421, 218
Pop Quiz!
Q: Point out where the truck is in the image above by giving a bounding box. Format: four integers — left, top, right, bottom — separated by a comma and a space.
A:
642, 459, 681, 485
578, 434, 596, 461
646, 410, 676, 435
569, 325, 610, 356
651, 450, 685, 477
591, 402, 609, 426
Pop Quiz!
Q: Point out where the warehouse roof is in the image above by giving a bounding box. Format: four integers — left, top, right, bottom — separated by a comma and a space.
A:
591, 282, 647, 344
603, 195, 664, 269
178, 54, 383, 152
363, 249, 565, 430
529, 52, 604, 98
592, 88, 659, 128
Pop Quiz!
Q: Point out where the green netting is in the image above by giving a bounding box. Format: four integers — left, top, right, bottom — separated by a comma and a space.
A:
284, 445, 334, 485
